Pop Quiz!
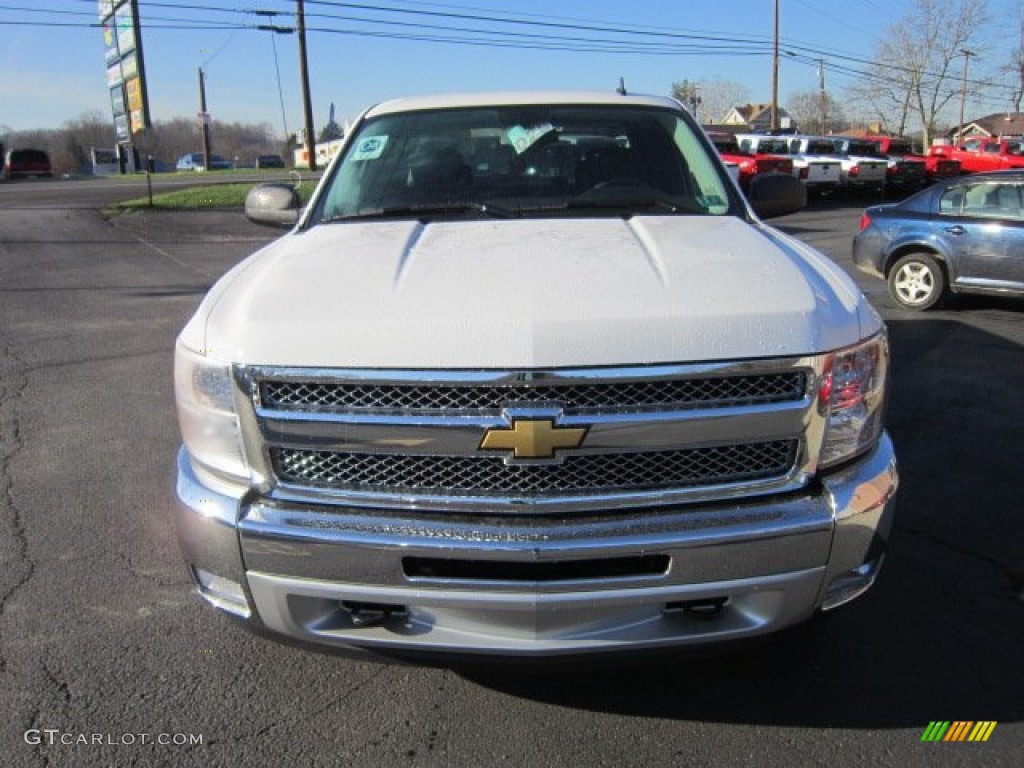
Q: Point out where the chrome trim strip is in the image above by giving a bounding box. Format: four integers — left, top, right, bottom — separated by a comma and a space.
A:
266, 465, 812, 514
244, 359, 812, 387
253, 400, 809, 456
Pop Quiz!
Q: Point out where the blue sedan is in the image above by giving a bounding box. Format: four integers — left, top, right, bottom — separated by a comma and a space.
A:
853, 170, 1024, 309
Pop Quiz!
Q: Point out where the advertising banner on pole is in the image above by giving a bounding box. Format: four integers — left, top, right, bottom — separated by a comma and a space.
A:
99, 1, 151, 138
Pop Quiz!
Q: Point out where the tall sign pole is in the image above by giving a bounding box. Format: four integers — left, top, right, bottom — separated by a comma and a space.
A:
297, 0, 317, 171
98, 1, 153, 171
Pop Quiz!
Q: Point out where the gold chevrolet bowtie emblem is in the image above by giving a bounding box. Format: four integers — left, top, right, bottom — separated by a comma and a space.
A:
479, 419, 588, 459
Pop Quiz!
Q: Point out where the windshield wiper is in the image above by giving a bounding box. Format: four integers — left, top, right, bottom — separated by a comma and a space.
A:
324, 201, 516, 223
564, 195, 707, 215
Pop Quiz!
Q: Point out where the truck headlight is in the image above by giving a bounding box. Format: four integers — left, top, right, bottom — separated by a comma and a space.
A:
174, 339, 248, 481
818, 334, 888, 468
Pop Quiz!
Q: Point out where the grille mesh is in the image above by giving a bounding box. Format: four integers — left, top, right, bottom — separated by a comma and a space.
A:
270, 440, 798, 496
260, 372, 805, 414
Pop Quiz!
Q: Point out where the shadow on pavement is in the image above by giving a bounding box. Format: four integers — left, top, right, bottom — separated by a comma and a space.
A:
454, 316, 1024, 729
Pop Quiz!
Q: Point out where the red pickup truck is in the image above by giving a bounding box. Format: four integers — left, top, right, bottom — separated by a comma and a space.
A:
927, 137, 1024, 174
866, 136, 960, 186
706, 131, 793, 191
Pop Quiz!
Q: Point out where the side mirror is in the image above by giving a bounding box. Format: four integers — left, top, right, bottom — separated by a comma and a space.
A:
747, 173, 808, 219
245, 182, 301, 228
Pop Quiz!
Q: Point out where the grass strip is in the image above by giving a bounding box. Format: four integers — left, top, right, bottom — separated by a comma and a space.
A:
106, 181, 316, 214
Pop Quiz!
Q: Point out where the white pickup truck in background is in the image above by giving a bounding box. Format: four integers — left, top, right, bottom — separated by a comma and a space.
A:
738, 134, 841, 197
810, 136, 889, 195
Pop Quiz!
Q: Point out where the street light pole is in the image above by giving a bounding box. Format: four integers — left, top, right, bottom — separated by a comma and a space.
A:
958, 49, 975, 145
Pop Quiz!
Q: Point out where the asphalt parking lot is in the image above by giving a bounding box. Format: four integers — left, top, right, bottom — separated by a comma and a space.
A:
0, 185, 1021, 767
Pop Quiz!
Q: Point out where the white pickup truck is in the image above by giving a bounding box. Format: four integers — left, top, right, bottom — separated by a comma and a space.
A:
801, 136, 889, 194
173, 91, 897, 657
738, 134, 841, 197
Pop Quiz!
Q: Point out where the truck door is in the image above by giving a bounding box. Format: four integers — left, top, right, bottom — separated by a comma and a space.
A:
980, 142, 1003, 172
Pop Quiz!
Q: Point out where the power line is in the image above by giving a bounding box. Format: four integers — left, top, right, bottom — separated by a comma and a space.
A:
17, 0, 1022, 105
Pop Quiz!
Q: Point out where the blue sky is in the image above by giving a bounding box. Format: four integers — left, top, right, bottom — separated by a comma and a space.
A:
2, 1, 1020, 135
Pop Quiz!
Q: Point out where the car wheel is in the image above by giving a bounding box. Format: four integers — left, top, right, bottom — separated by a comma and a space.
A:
887, 253, 945, 310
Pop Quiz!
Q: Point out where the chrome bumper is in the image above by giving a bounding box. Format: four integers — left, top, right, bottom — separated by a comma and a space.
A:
174, 435, 897, 656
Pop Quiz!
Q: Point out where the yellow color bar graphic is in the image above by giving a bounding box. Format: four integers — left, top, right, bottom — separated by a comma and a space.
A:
968, 722, 997, 742
937, 721, 997, 742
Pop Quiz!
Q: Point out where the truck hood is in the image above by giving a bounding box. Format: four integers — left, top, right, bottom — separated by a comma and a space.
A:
192, 216, 873, 368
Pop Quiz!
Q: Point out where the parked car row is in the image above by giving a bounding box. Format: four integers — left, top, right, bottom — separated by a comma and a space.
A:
927, 137, 1024, 174
706, 132, 807, 218
869, 136, 960, 189
173, 152, 287, 171
728, 133, 970, 198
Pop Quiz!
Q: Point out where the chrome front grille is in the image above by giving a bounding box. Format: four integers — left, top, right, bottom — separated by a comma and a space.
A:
241, 361, 817, 512
259, 371, 806, 414
271, 440, 799, 496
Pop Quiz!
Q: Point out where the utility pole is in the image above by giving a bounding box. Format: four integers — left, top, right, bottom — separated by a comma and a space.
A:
771, 0, 779, 132
198, 67, 212, 169
957, 49, 975, 145
818, 58, 827, 135
297, 0, 317, 171
255, 10, 295, 150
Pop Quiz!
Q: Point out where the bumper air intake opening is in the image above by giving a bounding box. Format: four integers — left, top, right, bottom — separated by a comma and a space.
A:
341, 601, 408, 628
402, 555, 670, 583
663, 597, 729, 619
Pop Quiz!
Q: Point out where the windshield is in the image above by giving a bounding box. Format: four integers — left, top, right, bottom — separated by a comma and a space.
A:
807, 140, 839, 155
755, 139, 789, 154
312, 104, 734, 223
847, 142, 878, 156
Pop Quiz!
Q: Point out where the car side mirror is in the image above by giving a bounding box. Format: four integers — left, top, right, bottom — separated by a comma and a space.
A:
245, 182, 301, 228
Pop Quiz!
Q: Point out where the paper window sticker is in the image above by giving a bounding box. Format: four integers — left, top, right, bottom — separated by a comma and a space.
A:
352, 136, 389, 161
506, 123, 555, 155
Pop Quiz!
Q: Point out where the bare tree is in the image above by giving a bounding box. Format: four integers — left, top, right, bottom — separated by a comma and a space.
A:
1007, 16, 1024, 112
846, 0, 990, 146
1, 115, 283, 174
785, 90, 847, 134
672, 77, 751, 124
53, 112, 116, 173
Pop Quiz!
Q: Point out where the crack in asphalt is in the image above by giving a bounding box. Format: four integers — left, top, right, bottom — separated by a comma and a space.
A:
118, 549, 182, 589
40, 659, 72, 707
20, 348, 167, 374
203, 666, 389, 748
0, 331, 33, 678
895, 521, 1024, 598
